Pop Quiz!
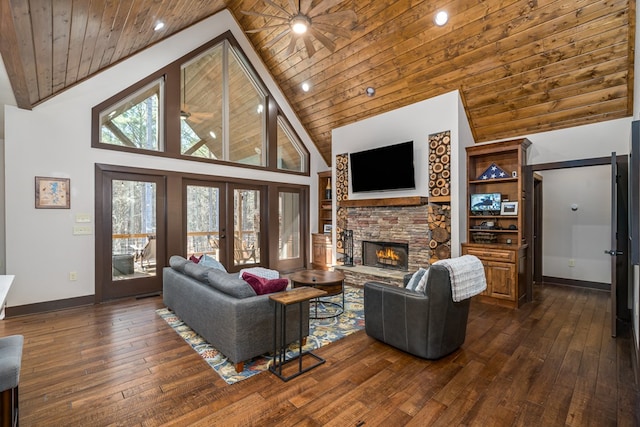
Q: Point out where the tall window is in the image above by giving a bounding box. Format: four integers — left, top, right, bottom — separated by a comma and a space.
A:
277, 116, 307, 172
181, 40, 267, 166
93, 35, 309, 174
98, 80, 163, 151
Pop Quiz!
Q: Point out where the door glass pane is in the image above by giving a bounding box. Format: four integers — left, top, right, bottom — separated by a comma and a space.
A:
112, 180, 157, 280
234, 189, 260, 266
279, 191, 300, 260
186, 185, 220, 260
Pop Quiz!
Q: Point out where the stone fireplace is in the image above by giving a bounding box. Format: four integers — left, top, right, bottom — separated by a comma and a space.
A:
362, 241, 409, 271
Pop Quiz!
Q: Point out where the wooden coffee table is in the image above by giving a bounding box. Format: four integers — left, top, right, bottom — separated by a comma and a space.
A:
289, 269, 345, 318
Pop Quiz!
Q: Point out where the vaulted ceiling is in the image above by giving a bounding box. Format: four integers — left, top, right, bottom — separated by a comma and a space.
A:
0, 0, 634, 164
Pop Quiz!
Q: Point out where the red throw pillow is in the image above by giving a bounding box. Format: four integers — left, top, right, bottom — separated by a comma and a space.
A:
189, 254, 202, 264
242, 272, 288, 295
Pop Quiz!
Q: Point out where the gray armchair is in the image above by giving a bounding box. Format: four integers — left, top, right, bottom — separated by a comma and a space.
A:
364, 264, 470, 359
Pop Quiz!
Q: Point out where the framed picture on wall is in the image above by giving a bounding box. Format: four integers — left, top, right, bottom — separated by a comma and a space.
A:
35, 177, 70, 209
323, 224, 332, 234
500, 201, 518, 216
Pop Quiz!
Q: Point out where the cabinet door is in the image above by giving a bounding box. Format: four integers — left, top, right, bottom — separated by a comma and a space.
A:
485, 261, 516, 300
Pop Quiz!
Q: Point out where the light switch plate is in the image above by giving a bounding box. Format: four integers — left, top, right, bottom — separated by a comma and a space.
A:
73, 225, 93, 235
75, 213, 92, 223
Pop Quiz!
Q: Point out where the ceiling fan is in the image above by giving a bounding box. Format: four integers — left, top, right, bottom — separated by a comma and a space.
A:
242, 0, 357, 58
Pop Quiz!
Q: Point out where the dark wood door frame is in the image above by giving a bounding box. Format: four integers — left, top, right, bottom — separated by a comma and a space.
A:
524, 156, 630, 333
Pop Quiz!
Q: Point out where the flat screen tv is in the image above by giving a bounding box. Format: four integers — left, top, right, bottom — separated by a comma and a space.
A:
350, 141, 415, 193
470, 192, 502, 213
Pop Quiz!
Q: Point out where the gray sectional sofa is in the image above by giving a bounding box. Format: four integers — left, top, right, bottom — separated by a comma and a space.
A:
163, 256, 309, 372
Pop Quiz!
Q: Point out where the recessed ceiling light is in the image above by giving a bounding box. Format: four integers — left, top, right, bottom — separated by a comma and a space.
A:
154, 22, 165, 31
365, 87, 375, 97
209, 131, 216, 139
434, 11, 448, 26
301, 82, 310, 92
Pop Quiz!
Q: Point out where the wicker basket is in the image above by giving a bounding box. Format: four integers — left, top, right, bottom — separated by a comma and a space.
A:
472, 232, 498, 244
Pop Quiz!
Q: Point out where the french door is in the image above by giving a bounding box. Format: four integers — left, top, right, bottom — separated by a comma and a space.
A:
97, 170, 166, 301
185, 182, 264, 271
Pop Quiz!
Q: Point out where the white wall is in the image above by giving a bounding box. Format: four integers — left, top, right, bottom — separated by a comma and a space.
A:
331, 90, 474, 259
3, 10, 324, 307
540, 166, 611, 283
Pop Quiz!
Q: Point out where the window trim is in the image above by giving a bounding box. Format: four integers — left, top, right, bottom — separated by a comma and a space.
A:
91, 31, 310, 176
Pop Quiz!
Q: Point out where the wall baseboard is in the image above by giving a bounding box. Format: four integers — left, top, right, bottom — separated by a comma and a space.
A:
5, 295, 95, 318
541, 275, 610, 291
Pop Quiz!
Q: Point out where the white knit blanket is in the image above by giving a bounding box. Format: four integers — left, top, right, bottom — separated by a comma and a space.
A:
434, 255, 487, 302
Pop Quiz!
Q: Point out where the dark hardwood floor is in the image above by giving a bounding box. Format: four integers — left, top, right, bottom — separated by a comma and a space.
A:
1, 284, 638, 426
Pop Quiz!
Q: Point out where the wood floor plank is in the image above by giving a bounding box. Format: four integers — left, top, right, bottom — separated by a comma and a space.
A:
1, 284, 636, 426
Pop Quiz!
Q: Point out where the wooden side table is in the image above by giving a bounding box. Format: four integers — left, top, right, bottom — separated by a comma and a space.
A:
269, 287, 327, 381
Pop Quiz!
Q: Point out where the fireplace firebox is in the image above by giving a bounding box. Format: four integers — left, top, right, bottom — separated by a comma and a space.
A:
362, 241, 409, 271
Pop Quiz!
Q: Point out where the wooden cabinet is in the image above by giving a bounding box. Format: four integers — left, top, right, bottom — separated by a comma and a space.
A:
463, 139, 530, 308
462, 243, 527, 307
311, 233, 332, 270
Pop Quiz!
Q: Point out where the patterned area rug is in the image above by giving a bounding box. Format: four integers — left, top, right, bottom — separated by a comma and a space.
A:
156, 285, 364, 384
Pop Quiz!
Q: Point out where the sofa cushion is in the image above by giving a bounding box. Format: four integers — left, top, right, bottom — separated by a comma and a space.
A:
169, 255, 189, 273
240, 267, 279, 280
200, 254, 227, 272
207, 269, 257, 299
183, 262, 211, 282
242, 272, 289, 296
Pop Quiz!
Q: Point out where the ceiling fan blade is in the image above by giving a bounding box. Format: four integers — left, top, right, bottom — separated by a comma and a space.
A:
307, 0, 342, 18
264, 28, 291, 49
302, 35, 316, 58
246, 24, 289, 34
300, 0, 313, 14
286, 34, 299, 55
312, 22, 351, 39
263, 0, 293, 18
241, 10, 289, 21
309, 27, 336, 52
312, 10, 357, 24
287, 0, 298, 14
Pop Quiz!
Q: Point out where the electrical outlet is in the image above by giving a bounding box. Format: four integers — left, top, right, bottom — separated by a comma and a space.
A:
568, 259, 575, 267
69, 271, 78, 281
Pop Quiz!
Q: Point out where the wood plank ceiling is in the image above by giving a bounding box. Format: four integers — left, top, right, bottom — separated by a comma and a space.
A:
0, 0, 634, 165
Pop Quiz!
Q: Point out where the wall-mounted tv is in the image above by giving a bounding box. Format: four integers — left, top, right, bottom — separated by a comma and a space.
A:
470, 193, 502, 213
350, 141, 415, 193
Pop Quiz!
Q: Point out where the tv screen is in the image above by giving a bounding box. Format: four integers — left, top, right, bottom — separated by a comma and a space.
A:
470, 193, 502, 212
350, 141, 415, 193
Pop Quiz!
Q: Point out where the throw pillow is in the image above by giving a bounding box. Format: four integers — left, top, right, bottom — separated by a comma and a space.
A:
239, 267, 279, 280
207, 269, 257, 299
189, 254, 202, 264
200, 254, 227, 272
242, 272, 289, 296
414, 268, 430, 293
406, 267, 428, 291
